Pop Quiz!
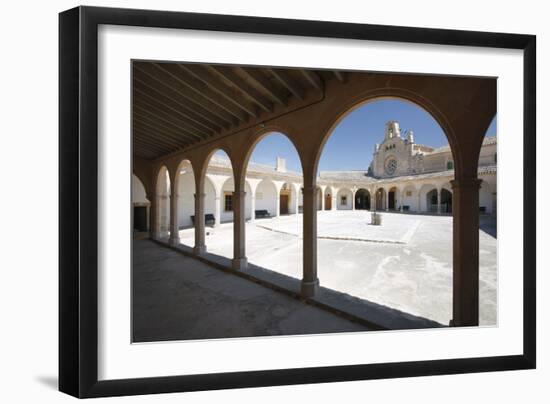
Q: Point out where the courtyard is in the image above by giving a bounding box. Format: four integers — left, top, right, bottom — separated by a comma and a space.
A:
175, 210, 497, 326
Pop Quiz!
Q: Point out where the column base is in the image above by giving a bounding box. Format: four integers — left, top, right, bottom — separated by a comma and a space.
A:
232, 257, 248, 271
301, 279, 319, 297
193, 245, 206, 255
169, 237, 180, 246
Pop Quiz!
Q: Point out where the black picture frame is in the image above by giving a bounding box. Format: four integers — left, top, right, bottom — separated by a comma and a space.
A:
59, 5, 536, 398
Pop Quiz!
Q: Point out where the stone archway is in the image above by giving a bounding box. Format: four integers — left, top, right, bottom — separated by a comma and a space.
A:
388, 186, 398, 210
375, 188, 386, 211
426, 189, 438, 213
355, 188, 371, 210
324, 186, 333, 210
441, 188, 452, 213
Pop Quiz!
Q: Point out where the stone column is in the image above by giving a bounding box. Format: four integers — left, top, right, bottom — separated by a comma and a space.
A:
437, 188, 442, 214
232, 189, 247, 271
417, 191, 422, 212
320, 189, 325, 211
302, 185, 319, 297
450, 178, 482, 327
169, 191, 180, 246
160, 194, 169, 237
193, 192, 206, 255
275, 194, 281, 218
399, 189, 404, 213
214, 194, 221, 227
331, 188, 338, 211
150, 193, 160, 239
352, 189, 356, 210
250, 193, 256, 223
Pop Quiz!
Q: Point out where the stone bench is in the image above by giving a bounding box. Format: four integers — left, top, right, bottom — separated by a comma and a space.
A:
255, 209, 271, 218
190, 214, 216, 225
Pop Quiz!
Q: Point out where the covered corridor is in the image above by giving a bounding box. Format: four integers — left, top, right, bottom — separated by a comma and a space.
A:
133, 61, 496, 328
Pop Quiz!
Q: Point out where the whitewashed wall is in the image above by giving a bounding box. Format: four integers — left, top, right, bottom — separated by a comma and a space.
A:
255, 179, 277, 216
337, 188, 353, 210
204, 177, 217, 219
177, 171, 195, 227
479, 177, 496, 214
401, 186, 418, 211
221, 178, 235, 222
244, 182, 252, 220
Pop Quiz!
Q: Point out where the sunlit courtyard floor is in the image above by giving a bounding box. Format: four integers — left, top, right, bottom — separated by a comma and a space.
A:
177, 210, 497, 326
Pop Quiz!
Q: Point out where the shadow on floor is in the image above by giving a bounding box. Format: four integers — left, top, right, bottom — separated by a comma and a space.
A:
133, 239, 443, 343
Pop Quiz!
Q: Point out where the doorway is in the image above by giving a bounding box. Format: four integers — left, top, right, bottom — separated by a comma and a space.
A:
134, 206, 148, 231
325, 194, 332, 210
280, 194, 289, 215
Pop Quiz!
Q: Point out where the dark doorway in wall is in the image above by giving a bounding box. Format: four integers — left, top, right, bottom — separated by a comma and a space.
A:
441, 189, 452, 213
388, 190, 396, 210
355, 188, 370, 210
134, 206, 147, 231
280, 194, 289, 215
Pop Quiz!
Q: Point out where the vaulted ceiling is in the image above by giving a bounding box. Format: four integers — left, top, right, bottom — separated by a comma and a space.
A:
132, 61, 349, 160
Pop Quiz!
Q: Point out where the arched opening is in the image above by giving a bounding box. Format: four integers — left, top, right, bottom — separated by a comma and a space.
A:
426, 188, 438, 213
355, 188, 371, 210
388, 186, 398, 210
132, 174, 150, 233
337, 188, 353, 210
202, 150, 234, 260
243, 132, 303, 278
255, 179, 277, 217
419, 184, 437, 212
312, 98, 458, 324
279, 182, 296, 215
155, 166, 171, 239
441, 188, 452, 213
375, 187, 386, 211
476, 115, 497, 325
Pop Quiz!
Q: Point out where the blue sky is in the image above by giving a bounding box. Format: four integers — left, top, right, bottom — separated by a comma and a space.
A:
223, 99, 496, 173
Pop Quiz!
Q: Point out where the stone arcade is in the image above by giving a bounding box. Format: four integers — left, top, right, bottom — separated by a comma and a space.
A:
132, 62, 496, 327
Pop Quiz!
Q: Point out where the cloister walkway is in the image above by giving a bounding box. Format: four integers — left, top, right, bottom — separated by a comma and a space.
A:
133, 239, 368, 342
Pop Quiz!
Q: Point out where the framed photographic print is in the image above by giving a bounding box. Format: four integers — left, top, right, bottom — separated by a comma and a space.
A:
59, 5, 536, 398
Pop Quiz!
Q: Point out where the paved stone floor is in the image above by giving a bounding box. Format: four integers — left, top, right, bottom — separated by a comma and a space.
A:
177, 211, 497, 326
133, 239, 368, 342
